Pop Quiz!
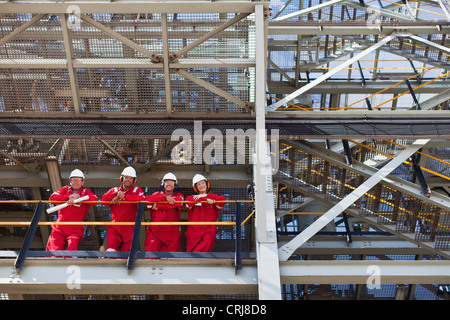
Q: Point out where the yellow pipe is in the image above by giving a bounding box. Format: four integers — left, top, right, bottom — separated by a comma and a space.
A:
0, 200, 254, 204
338, 67, 436, 111
372, 71, 450, 110
0, 221, 236, 226
241, 210, 255, 227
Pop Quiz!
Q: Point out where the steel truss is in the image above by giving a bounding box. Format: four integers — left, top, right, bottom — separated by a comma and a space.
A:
1, 0, 450, 300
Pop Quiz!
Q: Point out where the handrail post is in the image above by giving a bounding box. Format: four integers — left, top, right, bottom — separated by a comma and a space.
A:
127, 202, 145, 271
342, 212, 353, 244
235, 202, 242, 273
15, 201, 46, 271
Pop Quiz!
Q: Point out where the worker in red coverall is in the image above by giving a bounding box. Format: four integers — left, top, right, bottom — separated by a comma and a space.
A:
100, 166, 145, 252
145, 172, 184, 252
46, 169, 98, 251
185, 174, 226, 252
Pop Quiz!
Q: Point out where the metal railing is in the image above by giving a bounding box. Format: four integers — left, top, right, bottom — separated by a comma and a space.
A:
0, 200, 253, 273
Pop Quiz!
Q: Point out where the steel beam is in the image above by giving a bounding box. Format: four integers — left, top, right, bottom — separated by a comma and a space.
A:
161, 13, 173, 115
254, 4, 282, 301
277, 238, 428, 255
272, 0, 346, 22
0, 58, 255, 69
0, 164, 252, 188
407, 33, 450, 55
0, 1, 259, 14
437, 0, 450, 19
0, 259, 258, 295
60, 14, 82, 115
2, 259, 450, 295
0, 13, 47, 46
278, 139, 430, 261
343, 1, 415, 21
280, 260, 450, 284
267, 80, 450, 95
401, 0, 418, 20
268, 23, 450, 36
419, 88, 450, 110
79, 14, 162, 63
98, 139, 131, 166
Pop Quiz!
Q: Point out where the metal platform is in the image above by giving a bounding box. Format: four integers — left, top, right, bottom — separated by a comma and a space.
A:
1, 257, 450, 295
2, 111, 450, 139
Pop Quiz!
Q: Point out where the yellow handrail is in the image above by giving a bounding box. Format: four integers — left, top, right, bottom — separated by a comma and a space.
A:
0, 221, 236, 226
338, 66, 437, 111
385, 139, 450, 167
348, 139, 450, 182
0, 200, 254, 204
0, 200, 255, 226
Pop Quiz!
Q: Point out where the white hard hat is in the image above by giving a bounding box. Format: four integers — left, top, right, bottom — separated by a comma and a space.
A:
121, 166, 137, 178
162, 172, 177, 184
192, 174, 207, 187
69, 169, 85, 179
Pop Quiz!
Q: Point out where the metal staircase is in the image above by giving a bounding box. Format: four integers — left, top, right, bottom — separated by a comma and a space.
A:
274, 140, 450, 259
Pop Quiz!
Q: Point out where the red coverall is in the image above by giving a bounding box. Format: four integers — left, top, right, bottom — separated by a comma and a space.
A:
46, 186, 97, 251
101, 185, 145, 251
144, 191, 184, 252
185, 193, 226, 252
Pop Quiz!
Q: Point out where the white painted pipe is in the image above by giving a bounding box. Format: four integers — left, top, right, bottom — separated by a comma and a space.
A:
46, 195, 89, 214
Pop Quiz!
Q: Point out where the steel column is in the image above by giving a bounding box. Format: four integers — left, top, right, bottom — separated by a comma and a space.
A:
127, 202, 146, 271
235, 202, 242, 273
254, 4, 282, 300
14, 202, 46, 271
60, 14, 82, 114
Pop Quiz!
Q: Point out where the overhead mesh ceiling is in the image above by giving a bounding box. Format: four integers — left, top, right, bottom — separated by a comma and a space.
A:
0, 12, 256, 116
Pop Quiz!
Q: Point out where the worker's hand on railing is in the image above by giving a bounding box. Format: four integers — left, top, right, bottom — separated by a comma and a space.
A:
192, 194, 215, 204
110, 191, 125, 205
67, 193, 80, 206
193, 194, 207, 201
166, 195, 176, 205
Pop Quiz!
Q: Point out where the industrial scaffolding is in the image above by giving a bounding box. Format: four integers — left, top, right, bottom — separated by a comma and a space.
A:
0, 0, 449, 300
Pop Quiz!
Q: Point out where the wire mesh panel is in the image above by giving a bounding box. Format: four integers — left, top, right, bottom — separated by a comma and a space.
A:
0, 187, 36, 248
414, 203, 442, 243
0, 68, 72, 113
0, 11, 256, 117
435, 210, 450, 250
0, 14, 65, 59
